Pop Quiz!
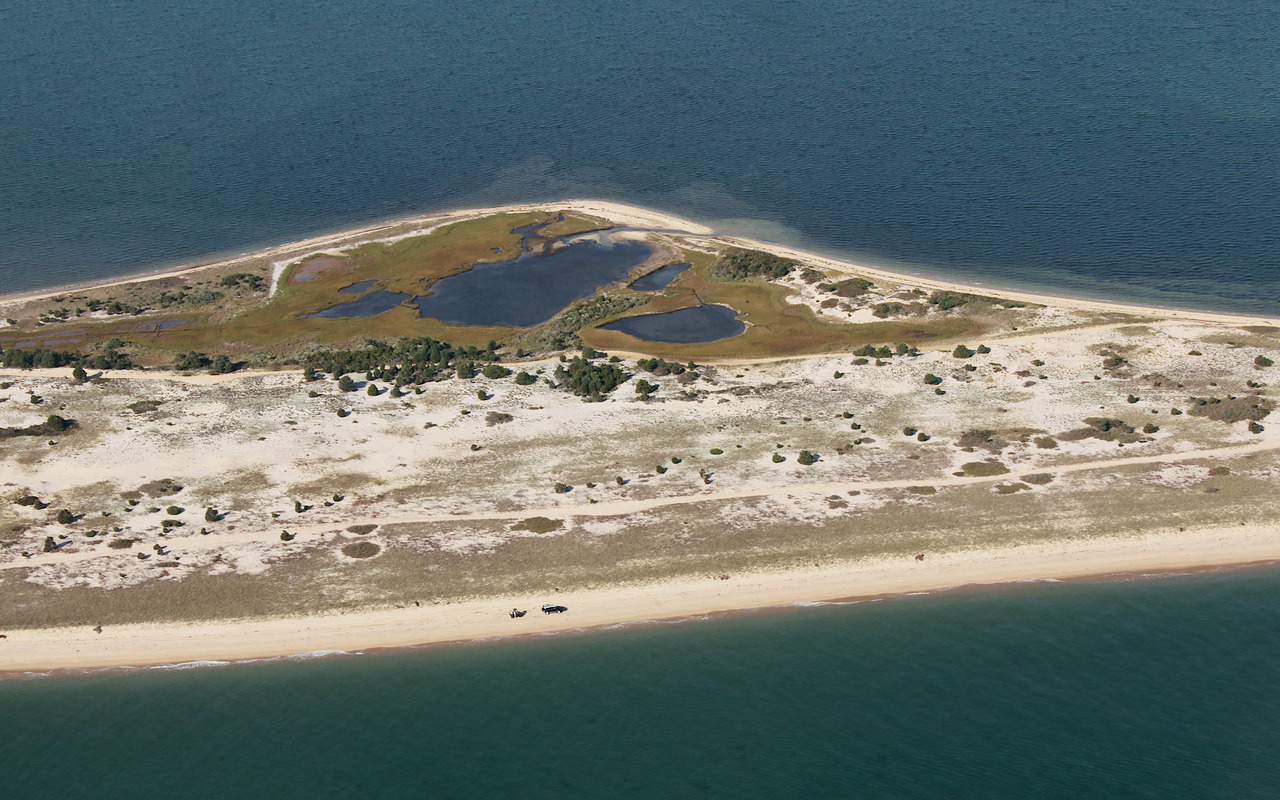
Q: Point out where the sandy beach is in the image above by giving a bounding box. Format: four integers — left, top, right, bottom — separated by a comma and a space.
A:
2, 522, 1275, 675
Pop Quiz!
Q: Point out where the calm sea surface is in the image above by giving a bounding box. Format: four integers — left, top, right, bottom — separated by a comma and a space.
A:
2, 0, 1279, 312
3, 3, 1280, 795
3, 571, 1280, 798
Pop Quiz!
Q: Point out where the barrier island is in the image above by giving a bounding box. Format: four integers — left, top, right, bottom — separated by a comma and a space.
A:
2, 201, 1279, 672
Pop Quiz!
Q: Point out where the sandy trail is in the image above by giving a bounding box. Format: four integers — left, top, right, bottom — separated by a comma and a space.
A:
9, 435, 1274, 573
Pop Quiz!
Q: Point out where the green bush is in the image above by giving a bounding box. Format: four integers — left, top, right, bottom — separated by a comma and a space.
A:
205, 507, 220, 522
514, 371, 536, 385
166, 506, 183, 516
797, 450, 817, 465
338, 375, 356, 392
923, 373, 942, 385
709, 448, 723, 455
553, 482, 570, 494
1256, 355, 1274, 368
56, 509, 74, 524
482, 364, 512, 379
952, 345, 974, 359
975, 345, 991, 354
1143, 423, 1159, 434
772, 453, 785, 463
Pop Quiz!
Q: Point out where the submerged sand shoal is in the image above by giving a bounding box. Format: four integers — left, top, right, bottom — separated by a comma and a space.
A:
2, 523, 1276, 675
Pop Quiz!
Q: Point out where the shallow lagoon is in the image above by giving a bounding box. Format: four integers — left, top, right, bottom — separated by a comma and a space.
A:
303, 237, 653, 327
414, 239, 653, 327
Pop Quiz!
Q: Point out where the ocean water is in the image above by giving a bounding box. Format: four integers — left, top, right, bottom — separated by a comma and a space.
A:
3, 0, 1280, 313
4, 570, 1280, 798
5, 4, 1280, 795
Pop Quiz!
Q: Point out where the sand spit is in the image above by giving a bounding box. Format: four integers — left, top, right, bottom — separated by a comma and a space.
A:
2, 198, 1276, 328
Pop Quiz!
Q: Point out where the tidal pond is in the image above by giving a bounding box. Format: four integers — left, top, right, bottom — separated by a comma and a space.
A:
600, 304, 745, 343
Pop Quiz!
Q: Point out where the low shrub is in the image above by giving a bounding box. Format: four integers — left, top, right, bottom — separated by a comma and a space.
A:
342, 541, 380, 558
960, 461, 1009, 477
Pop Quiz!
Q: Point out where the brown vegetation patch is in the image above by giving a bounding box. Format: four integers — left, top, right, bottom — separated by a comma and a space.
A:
347, 524, 378, 535
1022, 473, 1054, 485
580, 248, 981, 359
138, 478, 183, 497
957, 429, 1007, 452
511, 517, 565, 534
959, 460, 1010, 477
341, 541, 381, 559
906, 486, 937, 495
1186, 396, 1273, 423
1058, 418, 1144, 443
995, 483, 1030, 494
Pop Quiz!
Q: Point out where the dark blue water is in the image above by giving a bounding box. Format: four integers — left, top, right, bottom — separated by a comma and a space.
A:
412, 239, 653, 327
338, 279, 377, 294
4, 1, 1280, 314
302, 289, 413, 319
4, 570, 1280, 798
630, 262, 690, 291
602, 303, 746, 343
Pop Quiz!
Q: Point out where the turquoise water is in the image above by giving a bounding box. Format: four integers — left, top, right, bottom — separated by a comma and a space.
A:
4, 0, 1280, 313
4, 570, 1280, 797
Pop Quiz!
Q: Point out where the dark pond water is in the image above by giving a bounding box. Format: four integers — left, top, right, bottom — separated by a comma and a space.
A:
303, 289, 414, 319
413, 239, 653, 327
338, 279, 377, 294
630, 262, 690, 291
601, 304, 745, 343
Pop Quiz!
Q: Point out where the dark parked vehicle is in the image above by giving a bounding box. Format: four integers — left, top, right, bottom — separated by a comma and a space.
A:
541, 604, 568, 614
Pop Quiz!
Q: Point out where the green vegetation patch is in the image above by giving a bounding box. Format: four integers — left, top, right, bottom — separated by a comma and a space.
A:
711, 248, 797, 281
817, 277, 874, 297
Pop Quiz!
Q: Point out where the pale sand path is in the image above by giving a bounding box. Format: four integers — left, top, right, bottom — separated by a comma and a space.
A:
2, 523, 1276, 674
9, 434, 1277, 573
